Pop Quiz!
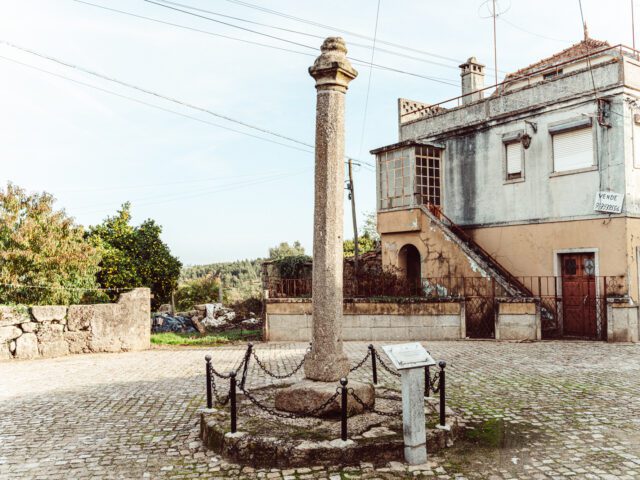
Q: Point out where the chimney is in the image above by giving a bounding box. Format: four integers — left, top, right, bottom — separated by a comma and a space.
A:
459, 57, 485, 105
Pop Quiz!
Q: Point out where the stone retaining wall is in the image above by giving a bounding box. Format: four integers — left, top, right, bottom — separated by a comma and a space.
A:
265, 300, 465, 342
607, 301, 639, 342
494, 300, 541, 341
0, 288, 150, 360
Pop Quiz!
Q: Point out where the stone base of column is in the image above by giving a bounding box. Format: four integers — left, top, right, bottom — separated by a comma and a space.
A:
404, 443, 427, 465
303, 351, 350, 382
274, 379, 375, 417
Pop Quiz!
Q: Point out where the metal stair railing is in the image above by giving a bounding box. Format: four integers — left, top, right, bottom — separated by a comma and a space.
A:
424, 204, 533, 297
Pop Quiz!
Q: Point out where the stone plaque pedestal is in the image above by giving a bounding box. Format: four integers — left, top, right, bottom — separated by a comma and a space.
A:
401, 368, 427, 465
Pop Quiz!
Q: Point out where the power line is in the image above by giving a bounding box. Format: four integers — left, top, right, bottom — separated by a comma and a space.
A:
219, 0, 464, 64
1, 45, 377, 170
72, 0, 318, 59
1, 40, 318, 150
72, 0, 459, 85
58, 170, 297, 193
143, 0, 315, 51
74, 169, 311, 215
0, 54, 314, 155
499, 17, 571, 44
139, 0, 460, 87
577, 0, 598, 95
76, 170, 306, 208
146, 0, 472, 74
358, 0, 381, 159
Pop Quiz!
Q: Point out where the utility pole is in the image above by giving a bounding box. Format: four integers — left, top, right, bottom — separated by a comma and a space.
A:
492, 0, 498, 87
633, 0, 637, 52
347, 158, 359, 281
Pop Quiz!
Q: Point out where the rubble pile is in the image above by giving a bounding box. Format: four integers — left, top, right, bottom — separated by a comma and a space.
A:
151, 303, 260, 334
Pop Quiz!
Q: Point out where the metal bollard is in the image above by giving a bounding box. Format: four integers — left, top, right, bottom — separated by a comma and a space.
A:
369, 344, 377, 385
424, 365, 430, 398
438, 361, 446, 427
205, 355, 212, 409
340, 378, 348, 441
230, 372, 237, 433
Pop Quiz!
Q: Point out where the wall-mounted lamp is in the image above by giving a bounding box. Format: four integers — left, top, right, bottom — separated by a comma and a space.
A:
520, 133, 532, 149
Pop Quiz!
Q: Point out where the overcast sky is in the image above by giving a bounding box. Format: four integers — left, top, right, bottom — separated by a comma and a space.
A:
0, 0, 635, 265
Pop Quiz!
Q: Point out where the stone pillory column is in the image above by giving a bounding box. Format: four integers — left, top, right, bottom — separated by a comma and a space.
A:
274, 38, 374, 417
304, 36, 357, 382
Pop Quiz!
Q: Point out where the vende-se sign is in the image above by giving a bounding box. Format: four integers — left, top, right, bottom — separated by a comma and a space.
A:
594, 191, 624, 214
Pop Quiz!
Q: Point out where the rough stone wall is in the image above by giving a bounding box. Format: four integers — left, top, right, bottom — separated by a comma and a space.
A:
0, 288, 150, 361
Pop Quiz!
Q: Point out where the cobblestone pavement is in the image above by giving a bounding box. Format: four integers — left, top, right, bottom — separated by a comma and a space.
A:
1, 341, 640, 479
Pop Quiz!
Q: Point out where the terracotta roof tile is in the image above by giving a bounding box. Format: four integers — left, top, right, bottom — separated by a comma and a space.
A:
504, 37, 610, 80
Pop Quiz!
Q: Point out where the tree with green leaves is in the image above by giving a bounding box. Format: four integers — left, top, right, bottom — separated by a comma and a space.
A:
0, 183, 102, 305
343, 232, 377, 257
268, 241, 306, 259
88, 203, 182, 308
362, 211, 380, 243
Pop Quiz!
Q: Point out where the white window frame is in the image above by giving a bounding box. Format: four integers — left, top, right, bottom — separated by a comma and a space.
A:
502, 131, 525, 184
549, 117, 596, 176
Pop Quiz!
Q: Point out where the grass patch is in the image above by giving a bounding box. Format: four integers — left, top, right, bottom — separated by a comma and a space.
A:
151, 328, 261, 346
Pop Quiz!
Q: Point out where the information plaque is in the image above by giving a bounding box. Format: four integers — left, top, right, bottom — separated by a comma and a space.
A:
381, 342, 436, 370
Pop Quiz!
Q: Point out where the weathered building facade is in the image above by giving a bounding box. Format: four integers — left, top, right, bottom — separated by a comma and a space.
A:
372, 38, 640, 341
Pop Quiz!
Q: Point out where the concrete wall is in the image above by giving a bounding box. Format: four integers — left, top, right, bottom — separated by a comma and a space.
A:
265, 300, 465, 342
606, 301, 639, 342
0, 288, 150, 361
495, 300, 541, 341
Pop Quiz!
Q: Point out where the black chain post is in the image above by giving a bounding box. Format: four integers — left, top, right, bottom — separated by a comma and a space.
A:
424, 365, 430, 398
340, 378, 348, 441
438, 361, 446, 427
205, 355, 212, 409
230, 372, 237, 433
369, 344, 377, 385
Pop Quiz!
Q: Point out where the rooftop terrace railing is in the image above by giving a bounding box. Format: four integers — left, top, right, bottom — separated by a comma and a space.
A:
399, 44, 640, 120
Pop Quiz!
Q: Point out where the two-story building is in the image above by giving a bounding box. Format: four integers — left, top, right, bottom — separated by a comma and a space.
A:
371, 37, 640, 341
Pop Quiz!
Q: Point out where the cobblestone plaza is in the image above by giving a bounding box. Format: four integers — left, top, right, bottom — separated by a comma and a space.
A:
1, 341, 640, 479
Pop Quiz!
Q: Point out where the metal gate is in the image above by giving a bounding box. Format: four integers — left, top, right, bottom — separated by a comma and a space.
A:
465, 295, 496, 338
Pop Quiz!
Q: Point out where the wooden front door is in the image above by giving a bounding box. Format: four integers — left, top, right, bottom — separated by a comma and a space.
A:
560, 253, 598, 339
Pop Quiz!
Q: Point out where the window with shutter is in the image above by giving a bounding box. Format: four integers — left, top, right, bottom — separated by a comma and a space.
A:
552, 127, 593, 172
505, 142, 522, 180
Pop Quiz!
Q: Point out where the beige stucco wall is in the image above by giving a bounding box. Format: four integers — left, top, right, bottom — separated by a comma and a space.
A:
265, 300, 464, 342
379, 208, 489, 280
380, 209, 633, 298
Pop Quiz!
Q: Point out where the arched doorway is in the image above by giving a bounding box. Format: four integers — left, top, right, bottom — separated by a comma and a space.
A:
398, 244, 421, 294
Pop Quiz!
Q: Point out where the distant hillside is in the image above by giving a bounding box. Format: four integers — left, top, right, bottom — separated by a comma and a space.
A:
181, 258, 263, 301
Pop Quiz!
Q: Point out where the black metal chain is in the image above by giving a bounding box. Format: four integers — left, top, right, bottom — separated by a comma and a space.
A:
373, 350, 401, 378
209, 356, 246, 379
209, 373, 230, 406
251, 350, 307, 379
239, 385, 341, 419
349, 349, 371, 372
429, 371, 441, 394
348, 389, 402, 417
238, 345, 253, 390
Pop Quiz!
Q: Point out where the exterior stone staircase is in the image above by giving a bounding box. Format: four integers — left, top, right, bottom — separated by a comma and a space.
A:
419, 204, 532, 298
